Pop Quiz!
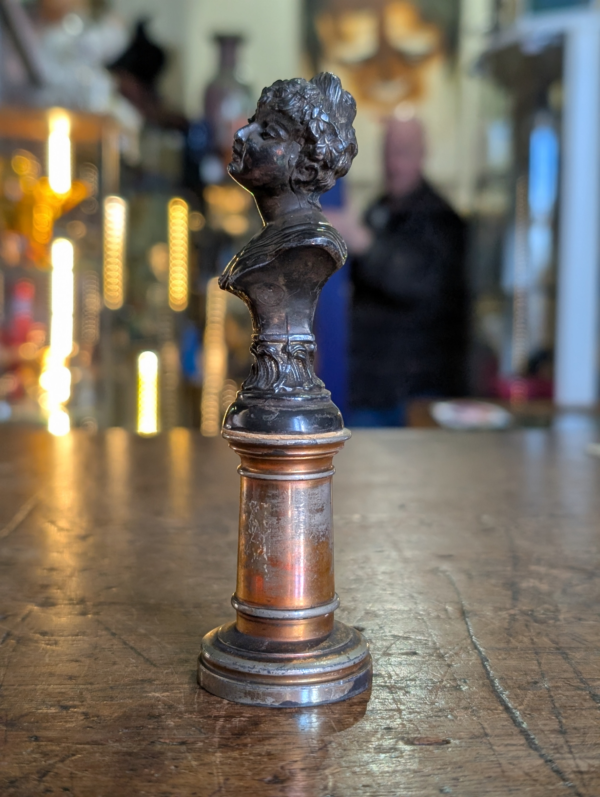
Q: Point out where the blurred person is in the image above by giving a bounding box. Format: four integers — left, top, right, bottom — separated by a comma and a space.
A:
334, 114, 468, 426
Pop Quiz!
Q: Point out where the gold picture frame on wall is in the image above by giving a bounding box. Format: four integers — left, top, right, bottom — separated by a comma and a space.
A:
303, 0, 461, 112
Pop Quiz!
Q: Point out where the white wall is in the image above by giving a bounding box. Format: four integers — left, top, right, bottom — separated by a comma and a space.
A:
454, 0, 496, 213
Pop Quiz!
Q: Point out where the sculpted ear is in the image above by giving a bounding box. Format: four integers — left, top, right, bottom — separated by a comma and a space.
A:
292, 159, 320, 190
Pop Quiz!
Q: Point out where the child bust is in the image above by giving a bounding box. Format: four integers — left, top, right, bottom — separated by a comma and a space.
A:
219, 72, 358, 435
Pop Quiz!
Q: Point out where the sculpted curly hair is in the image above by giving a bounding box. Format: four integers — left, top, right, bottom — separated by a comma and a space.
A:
256, 72, 358, 203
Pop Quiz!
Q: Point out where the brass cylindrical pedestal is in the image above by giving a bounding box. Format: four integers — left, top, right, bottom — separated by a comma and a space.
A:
198, 429, 372, 707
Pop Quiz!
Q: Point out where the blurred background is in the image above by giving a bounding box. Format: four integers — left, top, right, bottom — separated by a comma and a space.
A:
0, 0, 599, 436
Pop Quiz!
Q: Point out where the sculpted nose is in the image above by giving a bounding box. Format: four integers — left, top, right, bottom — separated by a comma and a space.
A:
236, 124, 252, 143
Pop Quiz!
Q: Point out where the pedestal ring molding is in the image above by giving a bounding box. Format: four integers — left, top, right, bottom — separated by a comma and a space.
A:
232, 594, 340, 620
237, 466, 336, 481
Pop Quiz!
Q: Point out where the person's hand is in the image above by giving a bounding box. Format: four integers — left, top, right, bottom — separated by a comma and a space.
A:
323, 207, 372, 255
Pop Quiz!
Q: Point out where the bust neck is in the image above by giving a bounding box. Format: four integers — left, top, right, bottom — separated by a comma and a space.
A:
254, 190, 320, 226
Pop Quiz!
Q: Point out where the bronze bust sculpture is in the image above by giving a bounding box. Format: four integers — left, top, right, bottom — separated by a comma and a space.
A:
198, 73, 372, 707
219, 72, 357, 434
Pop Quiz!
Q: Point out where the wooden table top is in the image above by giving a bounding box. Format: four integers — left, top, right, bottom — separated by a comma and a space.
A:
1, 427, 599, 796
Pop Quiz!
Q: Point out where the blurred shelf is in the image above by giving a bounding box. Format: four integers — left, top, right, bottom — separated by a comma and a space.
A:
0, 106, 118, 143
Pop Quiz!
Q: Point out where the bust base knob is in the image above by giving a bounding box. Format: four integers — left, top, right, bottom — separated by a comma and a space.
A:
222, 394, 344, 435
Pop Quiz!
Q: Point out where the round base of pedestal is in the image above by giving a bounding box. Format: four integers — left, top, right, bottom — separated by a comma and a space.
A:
198, 620, 372, 707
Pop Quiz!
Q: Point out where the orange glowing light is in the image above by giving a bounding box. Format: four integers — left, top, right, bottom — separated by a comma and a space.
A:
200, 277, 228, 437
103, 196, 127, 310
168, 198, 189, 312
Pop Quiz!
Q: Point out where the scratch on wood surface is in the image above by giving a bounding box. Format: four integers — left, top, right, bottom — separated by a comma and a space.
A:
503, 523, 521, 638
559, 650, 600, 707
0, 493, 39, 542
96, 619, 157, 668
528, 626, 588, 790
444, 570, 585, 797
0, 607, 34, 691
37, 752, 78, 783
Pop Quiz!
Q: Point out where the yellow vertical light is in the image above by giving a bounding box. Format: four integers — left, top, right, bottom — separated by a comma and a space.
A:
50, 238, 74, 361
48, 110, 72, 195
160, 341, 180, 430
81, 271, 101, 346
137, 351, 159, 436
168, 198, 189, 312
169, 427, 191, 516
42, 238, 74, 436
200, 277, 228, 436
103, 196, 127, 310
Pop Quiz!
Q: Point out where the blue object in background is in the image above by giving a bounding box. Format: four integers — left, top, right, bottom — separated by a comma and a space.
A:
528, 121, 559, 219
345, 405, 407, 428
180, 322, 201, 382
530, 0, 590, 10
315, 179, 350, 417
315, 265, 351, 417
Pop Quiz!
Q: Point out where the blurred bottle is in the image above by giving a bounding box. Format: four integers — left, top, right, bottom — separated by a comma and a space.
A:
201, 34, 253, 184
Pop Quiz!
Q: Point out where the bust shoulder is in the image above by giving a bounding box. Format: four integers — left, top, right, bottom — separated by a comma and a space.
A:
219, 211, 347, 291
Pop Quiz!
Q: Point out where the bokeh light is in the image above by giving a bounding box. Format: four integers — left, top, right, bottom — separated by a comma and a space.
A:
200, 278, 228, 437
103, 196, 127, 310
47, 110, 72, 195
168, 198, 189, 312
137, 351, 159, 436
41, 238, 75, 436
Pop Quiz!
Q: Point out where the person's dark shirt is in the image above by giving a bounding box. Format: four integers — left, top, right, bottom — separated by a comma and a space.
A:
350, 180, 468, 409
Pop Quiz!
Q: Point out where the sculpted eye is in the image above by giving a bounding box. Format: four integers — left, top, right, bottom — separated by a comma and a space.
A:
261, 124, 287, 141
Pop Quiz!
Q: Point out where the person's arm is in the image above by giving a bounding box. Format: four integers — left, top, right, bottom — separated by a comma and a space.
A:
323, 206, 373, 256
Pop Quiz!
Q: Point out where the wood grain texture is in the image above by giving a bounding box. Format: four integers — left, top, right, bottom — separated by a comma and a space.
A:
0, 427, 599, 796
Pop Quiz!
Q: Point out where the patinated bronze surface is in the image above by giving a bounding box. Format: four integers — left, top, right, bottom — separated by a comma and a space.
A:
1, 427, 600, 795
198, 72, 372, 706
219, 72, 357, 435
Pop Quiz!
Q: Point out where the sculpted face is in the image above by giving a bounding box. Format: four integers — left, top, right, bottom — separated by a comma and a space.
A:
384, 117, 425, 197
225, 73, 357, 222
228, 107, 301, 195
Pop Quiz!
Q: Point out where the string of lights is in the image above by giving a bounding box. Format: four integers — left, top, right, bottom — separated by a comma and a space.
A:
168, 198, 189, 312
103, 196, 127, 310
200, 277, 228, 437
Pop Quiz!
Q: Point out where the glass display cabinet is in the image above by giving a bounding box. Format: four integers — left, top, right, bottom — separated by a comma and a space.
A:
471, 2, 600, 411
